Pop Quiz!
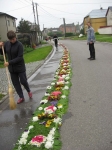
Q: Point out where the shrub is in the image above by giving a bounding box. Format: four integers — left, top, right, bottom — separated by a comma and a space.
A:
95, 32, 100, 35
65, 33, 74, 37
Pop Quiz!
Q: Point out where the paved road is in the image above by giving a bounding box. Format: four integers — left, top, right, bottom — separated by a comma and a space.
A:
60, 40, 112, 150
1, 40, 112, 150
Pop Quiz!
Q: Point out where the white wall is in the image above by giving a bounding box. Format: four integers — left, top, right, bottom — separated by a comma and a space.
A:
0, 15, 16, 41
98, 27, 112, 34
107, 9, 112, 26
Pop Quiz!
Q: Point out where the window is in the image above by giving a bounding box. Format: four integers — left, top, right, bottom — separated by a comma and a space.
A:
7, 20, 10, 26
13, 21, 15, 27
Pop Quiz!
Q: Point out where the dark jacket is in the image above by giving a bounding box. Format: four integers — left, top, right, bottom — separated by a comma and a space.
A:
53, 35, 58, 44
0, 40, 26, 73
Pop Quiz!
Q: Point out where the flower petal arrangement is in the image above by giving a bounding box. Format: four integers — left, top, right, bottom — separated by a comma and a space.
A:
14, 44, 72, 150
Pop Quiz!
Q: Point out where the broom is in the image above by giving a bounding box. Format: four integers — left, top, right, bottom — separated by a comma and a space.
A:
2, 46, 16, 110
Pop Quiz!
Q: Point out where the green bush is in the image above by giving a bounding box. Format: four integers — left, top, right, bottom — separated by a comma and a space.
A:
0, 55, 3, 61
23, 45, 33, 54
95, 32, 100, 35
65, 33, 74, 37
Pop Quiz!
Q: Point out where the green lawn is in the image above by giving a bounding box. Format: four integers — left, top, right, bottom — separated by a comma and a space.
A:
0, 45, 52, 68
24, 45, 52, 63
0, 93, 4, 101
71, 34, 112, 43
95, 34, 112, 42
0, 62, 4, 68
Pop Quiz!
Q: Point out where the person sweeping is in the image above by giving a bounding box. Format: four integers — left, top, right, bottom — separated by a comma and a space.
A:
0, 30, 32, 104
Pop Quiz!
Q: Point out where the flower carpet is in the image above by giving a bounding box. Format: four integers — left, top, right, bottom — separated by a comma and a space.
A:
14, 44, 72, 150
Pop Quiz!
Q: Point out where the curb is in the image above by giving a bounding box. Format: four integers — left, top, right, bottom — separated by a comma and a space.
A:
0, 44, 55, 105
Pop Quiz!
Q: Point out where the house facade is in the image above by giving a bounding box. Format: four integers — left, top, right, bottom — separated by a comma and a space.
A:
83, 8, 107, 33
98, 6, 112, 34
59, 23, 76, 34
106, 6, 112, 26
0, 12, 17, 41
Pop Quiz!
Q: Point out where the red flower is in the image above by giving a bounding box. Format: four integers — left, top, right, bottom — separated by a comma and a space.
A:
32, 135, 44, 143
51, 91, 61, 96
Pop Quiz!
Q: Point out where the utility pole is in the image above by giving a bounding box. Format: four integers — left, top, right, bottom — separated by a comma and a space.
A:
32, 0, 38, 44
63, 18, 66, 37
35, 3, 40, 43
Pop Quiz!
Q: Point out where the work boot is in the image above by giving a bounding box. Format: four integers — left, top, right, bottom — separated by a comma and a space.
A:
28, 92, 32, 99
90, 58, 95, 60
17, 98, 24, 104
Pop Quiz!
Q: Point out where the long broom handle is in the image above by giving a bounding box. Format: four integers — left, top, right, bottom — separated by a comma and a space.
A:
2, 46, 11, 85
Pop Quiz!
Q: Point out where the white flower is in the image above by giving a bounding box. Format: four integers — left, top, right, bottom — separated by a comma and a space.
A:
63, 86, 69, 90
66, 74, 70, 78
54, 75, 58, 78
18, 138, 27, 145
63, 63, 67, 66
29, 125, 34, 130
51, 127, 56, 133
51, 82, 55, 85
46, 135, 54, 141
49, 131, 55, 136
45, 92, 50, 96
58, 105, 63, 109
38, 107, 43, 111
62, 75, 66, 78
47, 86, 51, 89
61, 95, 66, 99
32, 116, 38, 122
45, 141, 53, 149
54, 117, 62, 124
21, 132, 29, 139
65, 76, 70, 80
40, 99, 48, 104
18, 146, 21, 150
55, 72, 59, 75
65, 81, 69, 84
53, 107, 57, 111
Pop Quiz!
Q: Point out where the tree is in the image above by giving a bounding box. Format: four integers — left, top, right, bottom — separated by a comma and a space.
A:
80, 28, 84, 35
17, 18, 31, 33
48, 31, 63, 37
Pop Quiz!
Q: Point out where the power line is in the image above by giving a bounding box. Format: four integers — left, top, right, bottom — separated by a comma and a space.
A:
39, 4, 85, 15
5, 5, 31, 13
13, 0, 25, 5
17, 0, 30, 5
38, 1, 112, 5
38, 8, 60, 19
38, 5, 60, 19
24, 0, 32, 4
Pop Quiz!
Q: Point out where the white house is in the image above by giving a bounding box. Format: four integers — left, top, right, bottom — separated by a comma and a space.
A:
98, 6, 112, 34
0, 12, 17, 41
106, 6, 112, 26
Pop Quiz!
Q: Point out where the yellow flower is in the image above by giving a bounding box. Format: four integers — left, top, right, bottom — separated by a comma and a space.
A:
45, 120, 52, 127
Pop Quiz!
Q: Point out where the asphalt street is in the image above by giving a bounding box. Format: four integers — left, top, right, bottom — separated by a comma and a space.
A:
0, 40, 112, 150
60, 40, 112, 150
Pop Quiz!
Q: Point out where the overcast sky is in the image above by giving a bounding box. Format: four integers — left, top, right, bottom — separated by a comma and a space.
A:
0, 0, 112, 30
